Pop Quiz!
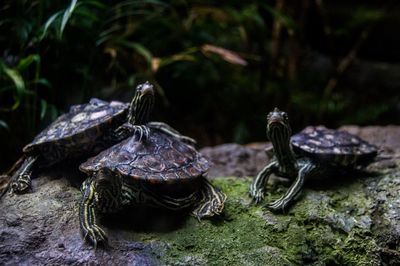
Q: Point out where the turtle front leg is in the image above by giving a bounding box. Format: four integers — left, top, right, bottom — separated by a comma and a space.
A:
10, 156, 38, 194
113, 122, 150, 142
147, 121, 197, 146
79, 179, 108, 247
250, 160, 278, 204
266, 162, 317, 212
192, 177, 226, 220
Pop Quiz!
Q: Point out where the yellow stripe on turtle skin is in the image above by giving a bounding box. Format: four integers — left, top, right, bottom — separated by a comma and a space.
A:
192, 177, 226, 220
123, 182, 197, 210
80, 179, 107, 246
10, 155, 38, 194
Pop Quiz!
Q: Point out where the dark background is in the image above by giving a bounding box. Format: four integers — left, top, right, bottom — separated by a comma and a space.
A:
1, 0, 399, 171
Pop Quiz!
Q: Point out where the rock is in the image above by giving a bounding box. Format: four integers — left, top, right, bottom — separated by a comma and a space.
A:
340, 125, 400, 151
1, 126, 399, 265
0, 171, 158, 265
200, 143, 270, 178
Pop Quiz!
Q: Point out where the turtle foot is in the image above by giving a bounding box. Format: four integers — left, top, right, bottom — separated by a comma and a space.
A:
264, 198, 290, 213
249, 188, 265, 204
114, 123, 150, 142
192, 179, 227, 220
10, 174, 32, 194
82, 225, 108, 248
192, 199, 224, 220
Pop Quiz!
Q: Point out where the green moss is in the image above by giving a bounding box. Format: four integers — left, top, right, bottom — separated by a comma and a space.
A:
136, 177, 380, 265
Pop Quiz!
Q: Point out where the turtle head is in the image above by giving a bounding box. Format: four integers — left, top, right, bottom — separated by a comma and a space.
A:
266, 108, 296, 169
128, 81, 155, 125
93, 168, 122, 209
266, 107, 292, 143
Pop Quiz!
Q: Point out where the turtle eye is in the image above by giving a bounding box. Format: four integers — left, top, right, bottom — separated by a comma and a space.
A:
136, 83, 146, 93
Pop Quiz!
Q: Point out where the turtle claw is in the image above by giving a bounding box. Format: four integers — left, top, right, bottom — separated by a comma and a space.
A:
114, 124, 150, 142
179, 136, 197, 146
249, 189, 265, 204
10, 173, 32, 194
264, 198, 289, 213
83, 225, 108, 248
135, 125, 150, 142
192, 181, 226, 220
192, 200, 223, 220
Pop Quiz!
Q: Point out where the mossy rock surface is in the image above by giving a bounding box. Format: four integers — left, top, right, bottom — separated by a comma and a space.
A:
0, 126, 399, 265
144, 173, 397, 265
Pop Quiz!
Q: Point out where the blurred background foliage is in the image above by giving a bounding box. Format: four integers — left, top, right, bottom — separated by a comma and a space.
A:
1, 0, 399, 170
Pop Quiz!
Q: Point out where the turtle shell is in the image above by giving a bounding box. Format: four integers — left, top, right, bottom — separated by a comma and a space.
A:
23, 98, 129, 161
80, 129, 209, 185
291, 126, 377, 167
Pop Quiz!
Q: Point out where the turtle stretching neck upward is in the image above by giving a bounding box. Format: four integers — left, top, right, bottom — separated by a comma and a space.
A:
250, 108, 377, 212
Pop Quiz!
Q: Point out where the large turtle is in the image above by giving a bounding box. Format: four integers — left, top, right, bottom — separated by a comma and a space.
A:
250, 108, 377, 212
4, 82, 194, 195
79, 129, 226, 246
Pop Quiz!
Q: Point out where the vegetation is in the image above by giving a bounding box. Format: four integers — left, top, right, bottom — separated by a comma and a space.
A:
1, 0, 399, 170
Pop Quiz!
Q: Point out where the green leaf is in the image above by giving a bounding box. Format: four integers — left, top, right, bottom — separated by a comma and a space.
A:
11, 95, 21, 110
85, 0, 108, 9
154, 54, 197, 71
33, 78, 51, 88
41, 11, 63, 39
60, 0, 78, 38
0, 63, 26, 95
40, 99, 47, 120
17, 54, 40, 71
96, 25, 123, 45
117, 40, 153, 67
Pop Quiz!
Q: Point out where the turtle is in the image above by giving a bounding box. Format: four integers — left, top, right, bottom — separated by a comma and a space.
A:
4, 81, 195, 196
250, 107, 378, 212
79, 128, 226, 246
5, 98, 129, 195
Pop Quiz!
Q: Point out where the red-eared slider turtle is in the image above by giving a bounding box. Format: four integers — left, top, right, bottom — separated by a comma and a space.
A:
250, 108, 378, 212
5, 82, 195, 195
79, 129, 226, 246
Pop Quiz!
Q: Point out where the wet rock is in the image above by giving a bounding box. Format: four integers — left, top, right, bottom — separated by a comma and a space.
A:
340, 125, 400, 151
200, 143, 270, 178
0, 173, 158, 265
0, 126, 399, 265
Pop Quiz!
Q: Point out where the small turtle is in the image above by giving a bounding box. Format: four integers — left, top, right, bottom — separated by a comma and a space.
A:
5, 82, 194, 195
250, 108, 377, 212
79, 129, 226, 246
6, 98, 129, 195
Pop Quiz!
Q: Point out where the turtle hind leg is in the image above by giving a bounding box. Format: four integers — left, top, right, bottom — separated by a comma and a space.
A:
192, 177, 227, 220
10, 156, 38, 194
147, 121, 197, 146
